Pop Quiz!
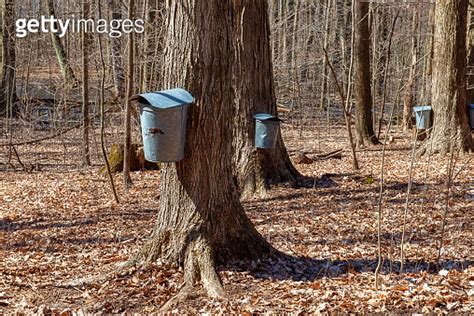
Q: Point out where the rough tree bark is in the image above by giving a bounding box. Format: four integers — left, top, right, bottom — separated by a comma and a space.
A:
354, 0, 380, 147
467, 0, 474, 104
137, 0, 273, 300
232, 0, 301, 198
0, 0, 17, 116
421, 0, 473, 154
402, 7, 419, 132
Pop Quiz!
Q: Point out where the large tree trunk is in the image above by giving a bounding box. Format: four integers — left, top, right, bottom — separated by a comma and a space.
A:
137, 0, 272, 298
0, 0, 17, 117
421, 0, 473, 154
232, 0, 300, 198
354, 0, 379, 147
467, 0, 474, 104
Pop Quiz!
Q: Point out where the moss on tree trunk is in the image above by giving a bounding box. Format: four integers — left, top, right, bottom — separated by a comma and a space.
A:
99, 143, 160, 174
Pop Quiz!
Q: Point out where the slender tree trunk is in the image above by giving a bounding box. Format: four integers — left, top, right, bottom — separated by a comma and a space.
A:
232, 0, 301, 198
97, 0, 120, 204
370, 5, 378, 128
323, 0, 360, 171
108, 0, 126, 100
421, 0, 473, 154
339, 0, 351, 93
138, 0, 272, 300
290, 0, 299, 73
81, 0, 91, 166
146, 0, 165, 90
376, 9, 400, 139
421, 5, 435, 105
402, 7, 419, 132
374, 9, 389, 125
354, 0, 380, 147
46, 0, 78, 87
123, 0, 134, 189
280, 1, 288, 67
0, 0, 17, 116
319, 0, 332, 110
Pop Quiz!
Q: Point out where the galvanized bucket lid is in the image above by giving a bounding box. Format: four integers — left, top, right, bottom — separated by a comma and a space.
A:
413, 106, 432, 112
132, 88, 194, 110
253, 113, 282, 122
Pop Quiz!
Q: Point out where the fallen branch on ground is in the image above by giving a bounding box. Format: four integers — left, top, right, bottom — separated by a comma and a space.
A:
0, 123, 81, 147
315, 148, 343, 159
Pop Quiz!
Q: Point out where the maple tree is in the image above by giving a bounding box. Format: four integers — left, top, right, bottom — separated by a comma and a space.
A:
353, 0, 380, 147
419, 0, 473, 154
232, 0, 300, 198
134, 0, 273, 305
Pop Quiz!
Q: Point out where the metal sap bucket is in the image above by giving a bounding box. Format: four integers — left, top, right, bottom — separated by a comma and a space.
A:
134, 88, 193, 162
413, 106, 432, 129
254, 113, 282, 149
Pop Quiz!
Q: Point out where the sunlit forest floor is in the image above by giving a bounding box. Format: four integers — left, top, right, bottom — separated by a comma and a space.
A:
1, 124, 473, 314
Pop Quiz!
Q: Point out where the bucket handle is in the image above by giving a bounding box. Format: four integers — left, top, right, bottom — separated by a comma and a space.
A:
148, 127, 164, 135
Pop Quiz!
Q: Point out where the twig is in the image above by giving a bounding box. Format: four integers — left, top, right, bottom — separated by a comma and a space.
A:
322, 43, 359, 170
10, 144, 27, 171
374, 59, 400, 289
437, 139, 463, 266
97, 0, 120, 204
400, 119, 421, 274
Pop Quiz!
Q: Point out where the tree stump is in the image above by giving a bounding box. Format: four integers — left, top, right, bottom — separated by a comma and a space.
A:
99, 143, 160, 174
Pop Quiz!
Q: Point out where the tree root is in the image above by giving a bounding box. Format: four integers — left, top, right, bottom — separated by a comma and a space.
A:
64, 229, 228, 314
159, 235, 226, 311
184, 235, 226, 298
62, 259, 139, 288
160, 285, 202, 311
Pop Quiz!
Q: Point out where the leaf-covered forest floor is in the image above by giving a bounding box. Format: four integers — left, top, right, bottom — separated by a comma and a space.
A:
1, 124, 473, 314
